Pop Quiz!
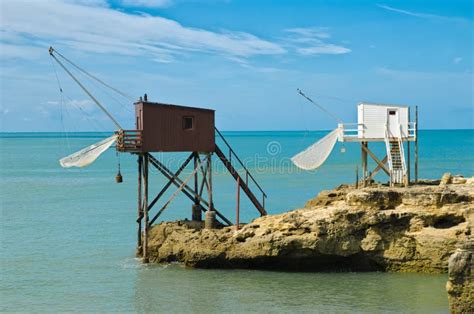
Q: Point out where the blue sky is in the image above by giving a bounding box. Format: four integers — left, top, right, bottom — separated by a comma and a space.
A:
0, 0, 472, 131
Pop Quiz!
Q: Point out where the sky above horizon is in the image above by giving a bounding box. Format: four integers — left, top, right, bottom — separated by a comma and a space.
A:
0, 0, 473, 132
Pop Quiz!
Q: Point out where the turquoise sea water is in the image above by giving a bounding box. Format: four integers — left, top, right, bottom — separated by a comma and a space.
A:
1, 130, 473, 312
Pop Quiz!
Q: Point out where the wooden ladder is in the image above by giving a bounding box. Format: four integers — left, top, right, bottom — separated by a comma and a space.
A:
215, 128, 267, 216
385, 126, 407, 185
389, 140, 404, 184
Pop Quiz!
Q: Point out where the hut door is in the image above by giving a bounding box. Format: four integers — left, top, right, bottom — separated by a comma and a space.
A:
137, 109, 142, 130
387, 109, 400, 137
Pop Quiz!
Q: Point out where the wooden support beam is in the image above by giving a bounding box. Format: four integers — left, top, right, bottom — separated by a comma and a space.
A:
407, 140, 411, 185
198, 156, 209, 198
361, 143, 390, 176
149, 158, 202, 225
415, 105, 419, 183
137, 155, 143, 256
149, 157, 196, 201
407, 108, 411, 185
366, 156, 388, 182
145, 153, 194, 215
236, 176, 240, 230
361, 142, 368, 187
193, 152, 199, 205
142, 154, 149, 263
207, 153, 214, 211
147, 154, 232, 226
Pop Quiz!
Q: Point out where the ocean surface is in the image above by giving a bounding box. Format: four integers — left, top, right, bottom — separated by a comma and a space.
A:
1, 130, 473, 312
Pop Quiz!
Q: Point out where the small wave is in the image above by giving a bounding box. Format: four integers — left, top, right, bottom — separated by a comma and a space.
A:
119, 257, 178, 271
118, 257, 142, 269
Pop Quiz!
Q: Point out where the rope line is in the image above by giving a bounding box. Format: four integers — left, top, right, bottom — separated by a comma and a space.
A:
50, 57, 71, 153
74, 69, 133, 115
49, 48, 123, 130
63, 93, 108, 133
51, 47, 134, 101
309, 91, 358, 105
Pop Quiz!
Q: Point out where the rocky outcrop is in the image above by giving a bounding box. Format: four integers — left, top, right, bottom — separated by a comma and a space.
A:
446, 241, 473, 313
147, 178, 473, 273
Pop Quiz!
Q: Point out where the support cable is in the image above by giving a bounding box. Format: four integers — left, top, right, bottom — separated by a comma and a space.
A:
297, 88, 343, 124
49, 47, 122, 130
71, 64, 133, 115
63, 93, 108, 133
50, 47, 134, 101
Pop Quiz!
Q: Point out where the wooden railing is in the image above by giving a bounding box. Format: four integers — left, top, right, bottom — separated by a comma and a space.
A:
339, 123, 363, 139
408, 122, 416, 139
340, 122, 417, 141
214, 127, 267, 213
116, 130, 143, 152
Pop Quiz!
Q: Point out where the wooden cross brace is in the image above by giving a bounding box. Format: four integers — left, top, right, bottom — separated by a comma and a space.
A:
146, 153, 232, 226
360, 144, 390, 181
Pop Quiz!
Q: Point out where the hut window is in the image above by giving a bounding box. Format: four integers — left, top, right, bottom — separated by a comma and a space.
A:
183, 116, 194, 130
389, 110, 397, 115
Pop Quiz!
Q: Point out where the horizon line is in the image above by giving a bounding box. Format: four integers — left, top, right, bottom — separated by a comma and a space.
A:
0, 128, 473, 133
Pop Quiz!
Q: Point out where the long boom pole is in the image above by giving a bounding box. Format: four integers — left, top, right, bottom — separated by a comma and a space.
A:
297, 88, 343, 124
49, 47, 123, 130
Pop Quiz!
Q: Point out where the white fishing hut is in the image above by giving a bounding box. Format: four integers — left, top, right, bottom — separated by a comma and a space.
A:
339, 103, 418, 186
293, 90, 419, 188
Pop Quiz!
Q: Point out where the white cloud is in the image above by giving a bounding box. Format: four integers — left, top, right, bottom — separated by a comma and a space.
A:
376, 4, 469, 23
0, 43, 44, 59
0, 0, 285, 62
35, 98, 99, 120
119, 0, 172, 8
283, 27, 351, 56
284, 27, 331, 40
297, 44, 351, 55
66, 99, 96, 112
453, 57, 462, 64
64, 0, 109, 6
374, 66, 472, 81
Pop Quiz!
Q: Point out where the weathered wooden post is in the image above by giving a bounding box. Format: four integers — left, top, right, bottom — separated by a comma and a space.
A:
137, 155, 143, 256
415, 105, 419, 184
142, 153, 149, 263
361, 142, 368, 187
205, 153, 217, 229
192, 153, 202, 221
407, 107, 411, 185
236, 176, 240, 230
355, 165, 359, 189
208, 153, 213, 211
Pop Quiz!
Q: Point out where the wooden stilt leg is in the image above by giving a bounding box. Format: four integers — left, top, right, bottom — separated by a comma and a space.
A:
362, 142, 368, 187
407, 108, 411, 186
208, 153, 213, 211
236, 177, 240, 230
137, 155, 143, 256
415, 105, 419, 184
204, 153, 216, 229
361, 144, 390, 176
143, 154, 149, 263
194, 152, 199, 204
192, 152, 202, 221
407, 140, 411, 186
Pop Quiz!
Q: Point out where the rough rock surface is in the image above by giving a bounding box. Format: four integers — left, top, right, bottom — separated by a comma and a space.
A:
446, 240, 473, 313
147, 179, 473, 273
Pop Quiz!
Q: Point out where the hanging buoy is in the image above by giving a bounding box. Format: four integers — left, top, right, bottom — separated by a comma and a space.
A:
340, 145, 346, 153
115, 151, 123, 183
116, 171, 123, 183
